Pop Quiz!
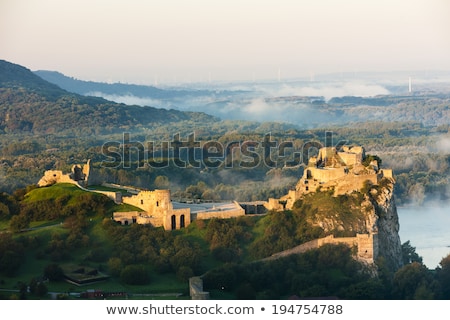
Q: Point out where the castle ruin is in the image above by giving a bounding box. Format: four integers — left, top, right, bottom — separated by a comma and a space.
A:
36, 145, 400, 269
37, 160, 92, 188
265, 145, 393, 211
37, 161, 245, 231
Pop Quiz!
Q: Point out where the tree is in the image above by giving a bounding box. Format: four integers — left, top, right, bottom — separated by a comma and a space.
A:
176, 266, 194, 283
120, 265, 150, 285
0, 233, 25, 276
437, 253, 450, 299
43, 264, 64, 281
107, 257, 123, 277
362, 154, 382, 168
392, 262, 435, 299
236, 283, 256, 299
9, 213, 30, 232
401, 240, 423, 265
36, 282, 48, 297
154, 175, 169, 189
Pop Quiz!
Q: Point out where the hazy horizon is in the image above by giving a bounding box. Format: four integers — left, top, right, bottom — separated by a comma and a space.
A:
2, 0, 450, 85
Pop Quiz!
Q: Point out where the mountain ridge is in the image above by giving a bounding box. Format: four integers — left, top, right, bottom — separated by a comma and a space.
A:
34, 69, 213, 99
0, 60, 219, 135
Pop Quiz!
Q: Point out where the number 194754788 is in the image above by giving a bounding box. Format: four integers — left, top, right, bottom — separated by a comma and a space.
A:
271, 304, 343, 315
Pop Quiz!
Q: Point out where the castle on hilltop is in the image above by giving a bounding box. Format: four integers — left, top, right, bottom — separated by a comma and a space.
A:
265, 145, 393, 211
36, 145, 394, 231
37, 161, 245, 231
37, 144, 399, 267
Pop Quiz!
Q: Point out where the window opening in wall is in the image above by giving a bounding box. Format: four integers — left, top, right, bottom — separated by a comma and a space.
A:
171, 215, 176, 230
180, 215, 185, 228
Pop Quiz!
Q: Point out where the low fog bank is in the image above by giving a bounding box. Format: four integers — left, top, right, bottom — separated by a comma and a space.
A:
397, 200, 450, 269
87, 80, 395, 125
85, 74, 450, 128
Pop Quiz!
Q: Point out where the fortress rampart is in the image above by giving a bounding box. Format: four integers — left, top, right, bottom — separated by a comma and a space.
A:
263, 233, 378, 264
194, 201, 245, 220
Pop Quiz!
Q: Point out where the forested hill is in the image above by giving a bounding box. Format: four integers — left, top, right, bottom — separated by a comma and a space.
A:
34, 69, 212, 98
0, 60, 218, 135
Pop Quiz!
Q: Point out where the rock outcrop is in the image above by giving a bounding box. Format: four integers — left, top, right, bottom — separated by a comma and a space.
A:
266, 145, 403, 272
369, 180, 403, 271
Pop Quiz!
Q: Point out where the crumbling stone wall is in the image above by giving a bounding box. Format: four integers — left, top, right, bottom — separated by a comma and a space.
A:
189, 277, 210, 300
264, 233, 378, 264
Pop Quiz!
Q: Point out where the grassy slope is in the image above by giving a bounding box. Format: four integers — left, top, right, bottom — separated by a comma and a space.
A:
4, 183, 183, 298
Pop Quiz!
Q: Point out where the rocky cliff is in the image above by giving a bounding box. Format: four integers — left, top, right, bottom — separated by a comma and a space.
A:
304, 178, 403, 272
369, 180, 403, 271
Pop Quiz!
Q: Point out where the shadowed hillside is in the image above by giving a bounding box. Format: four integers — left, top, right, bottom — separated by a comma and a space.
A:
0, 60, 218, 135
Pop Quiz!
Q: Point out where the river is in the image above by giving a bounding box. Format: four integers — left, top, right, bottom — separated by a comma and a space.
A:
397, 204, 450, 269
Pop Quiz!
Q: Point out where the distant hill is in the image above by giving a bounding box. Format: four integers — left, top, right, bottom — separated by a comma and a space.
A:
0, 60, 67, 100
0, 60, 218, 135
34, 70, 211, 99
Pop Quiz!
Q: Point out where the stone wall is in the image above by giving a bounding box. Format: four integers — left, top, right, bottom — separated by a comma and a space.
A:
113, 211, 140, 225
37, 160, 93, 187
91, 190, 122, 203
305, 167, 348, 184
37, 170, 78, 187
122, 190, 172, 215
119, 190, 192, 230
189, 277, 210, 300
195, 201, 245, 220
263, 233, 378, 263
333, 173, 379, 195
164, 208, 191, 230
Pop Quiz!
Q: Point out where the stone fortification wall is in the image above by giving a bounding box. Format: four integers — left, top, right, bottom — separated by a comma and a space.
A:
265, 190, 296, 211
90, 190, 122, 203
305, 167, 347, 184
37, 160, 94, 187
195, 201, 245, 220
116, 190, 191, 230
122, 189, 172, 216
333, 173, 379, 195
318, 233, 378, 262
113, 211, 140, 225
37, 170, 78, 187
113, 211, 164, 227
263, 233, 377, 263
189, 277, 210, 300
338, 147, 364, 167
164, 208, 191, 230
381, 169, 393, 179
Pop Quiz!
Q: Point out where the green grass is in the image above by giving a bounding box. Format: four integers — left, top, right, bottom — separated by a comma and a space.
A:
88, 185, 127, 193
0, 220, 10, 231
111, 203, 142, 213
23, 183, 86, 203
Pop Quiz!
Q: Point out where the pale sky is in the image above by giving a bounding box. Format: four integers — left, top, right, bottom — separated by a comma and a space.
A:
1, 0, 450, 84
